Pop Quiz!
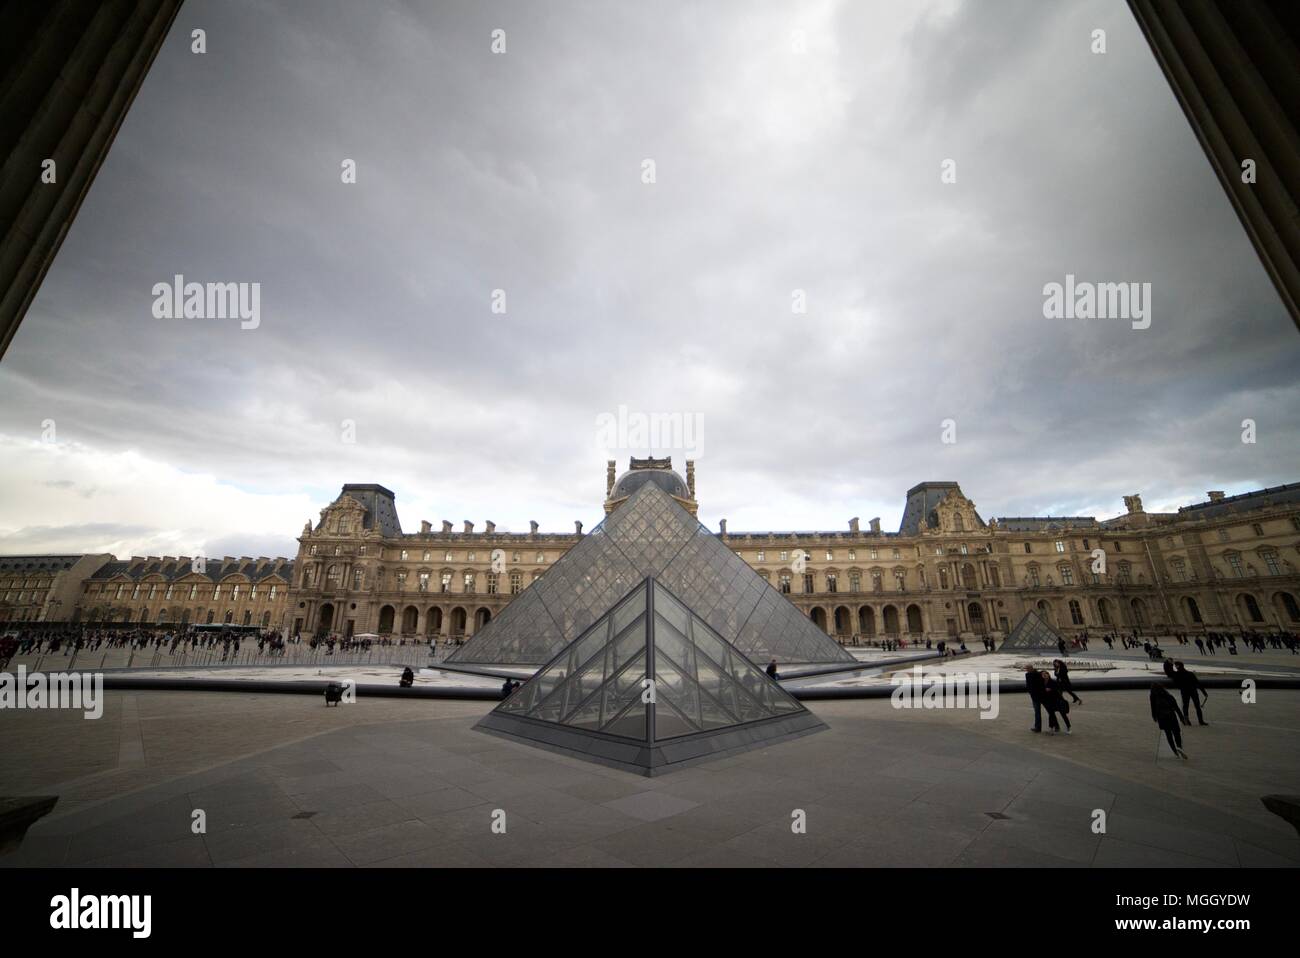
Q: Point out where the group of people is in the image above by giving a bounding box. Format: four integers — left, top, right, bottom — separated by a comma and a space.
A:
1023, 659, 1082, 735
1023, 655, 1211, 760
1148, 660, 1210, 759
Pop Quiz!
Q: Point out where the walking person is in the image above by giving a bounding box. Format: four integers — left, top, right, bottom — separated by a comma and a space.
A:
1044, 672, 1072, 734
1053, 659, 1082, 705
1025, 666, 1046, 733
1150, 682, 1188, 759
1172, 662, 1209, 726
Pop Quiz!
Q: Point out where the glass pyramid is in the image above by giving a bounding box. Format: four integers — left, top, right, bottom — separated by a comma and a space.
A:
449, 481, 855, 667
475, 578, 827, 775
999, 608, 1066, 651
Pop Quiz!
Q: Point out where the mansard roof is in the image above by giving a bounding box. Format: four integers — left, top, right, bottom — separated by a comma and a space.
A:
995, 517, 1100, 532
898, 481, 986, 536
89, 557, 294, 583
1177, 482, 1300, 520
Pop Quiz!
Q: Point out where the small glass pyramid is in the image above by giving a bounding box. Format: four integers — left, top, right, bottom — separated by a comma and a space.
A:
999, 608, 1066, 651
476, 577, 826, 775
450, 481, 855, 668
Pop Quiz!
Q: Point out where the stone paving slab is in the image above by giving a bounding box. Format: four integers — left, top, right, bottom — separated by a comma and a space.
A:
1, 689, 1298, 867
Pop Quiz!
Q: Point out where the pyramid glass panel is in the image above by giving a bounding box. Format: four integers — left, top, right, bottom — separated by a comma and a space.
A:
476, 578, 827, 774
999, 609, 1066, 651
452, 482, 854, 667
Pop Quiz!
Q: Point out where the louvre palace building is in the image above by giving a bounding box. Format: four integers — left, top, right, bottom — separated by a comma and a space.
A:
4, 458, 1300, 646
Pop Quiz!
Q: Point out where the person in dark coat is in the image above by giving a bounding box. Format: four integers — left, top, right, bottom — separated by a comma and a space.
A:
501, 678, 515, 699
1053, 659, 1082, 705
1172, 662, 1208, 725
1025, 666, 1046, 732
766, 659, 779, 680
399, 666, 414, 688
1043, 672, 1072, 734
1150, 683, 1188, 759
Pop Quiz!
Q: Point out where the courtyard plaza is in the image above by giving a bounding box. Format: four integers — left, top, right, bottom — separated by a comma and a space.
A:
2, 678, 1298, 868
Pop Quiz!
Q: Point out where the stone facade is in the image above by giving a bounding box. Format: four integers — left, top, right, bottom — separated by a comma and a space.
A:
71, 556, 293, 630
7, 465, 1300, 643
0, 553, 112, 624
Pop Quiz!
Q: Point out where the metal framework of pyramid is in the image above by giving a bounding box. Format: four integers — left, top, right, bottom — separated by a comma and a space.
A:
999, 608, 1066, 651
475, 577, 827, 775
449, 482, 855, 667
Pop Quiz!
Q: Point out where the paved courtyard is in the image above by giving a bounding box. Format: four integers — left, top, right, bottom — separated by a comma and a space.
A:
2, 688, 1299, 867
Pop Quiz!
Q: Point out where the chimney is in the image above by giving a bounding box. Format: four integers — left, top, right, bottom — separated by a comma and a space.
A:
420, 520, 431, 533
463, 521, 474, 534
441, 520, 453, 534
485, 520, 496, 534
869, 518, 881, 534
575, 520, 584, 535
606, 460, 617, 497
529, 520, 539, 535
849, 517, 860, 534
686, 460, 696, 497
1207, 491, 1225, 502
719, 518, 727, 535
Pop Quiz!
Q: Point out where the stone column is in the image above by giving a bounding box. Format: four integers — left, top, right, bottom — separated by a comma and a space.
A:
1128, 0, 1300, 329
1, 0, 186, 358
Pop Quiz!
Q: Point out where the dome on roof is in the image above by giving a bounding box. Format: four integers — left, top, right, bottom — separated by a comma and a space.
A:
610, 468, 690, 501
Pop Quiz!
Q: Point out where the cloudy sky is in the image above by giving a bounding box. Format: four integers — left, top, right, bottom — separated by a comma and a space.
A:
2, 0, 1298, 560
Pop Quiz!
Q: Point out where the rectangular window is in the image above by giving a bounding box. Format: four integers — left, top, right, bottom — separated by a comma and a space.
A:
1227, 554, 1243, 577
463, 572, 475, 592
1029, 567, 1040, 587
849, 572, 861, 592
400, 550, 408, 561
1252, 523, 1264, 536
440, 572, 452, 592
803, 573, 815, 593
757, 551, 766, 562
418, 572, 430, 592
779, 573, 792, 594
1059, 566, 1073, 585
1264, 552, 1280, 575
1054, 541, 1065, 553
486, 573, 498, 594
510, 572, 522, 594
396, 572, 407, 590
779, 550, 789, 562
826, 574, 837, 593
847, 549, 856, 561
825, 550, 833, 561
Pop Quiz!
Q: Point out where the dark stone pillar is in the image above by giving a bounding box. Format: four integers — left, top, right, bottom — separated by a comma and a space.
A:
0, 0, 184, 360
1128, 0, 1300, 330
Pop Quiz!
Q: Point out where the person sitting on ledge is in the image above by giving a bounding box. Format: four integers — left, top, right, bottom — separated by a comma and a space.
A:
399, 667, 414, 688
766, 659, 779, 680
